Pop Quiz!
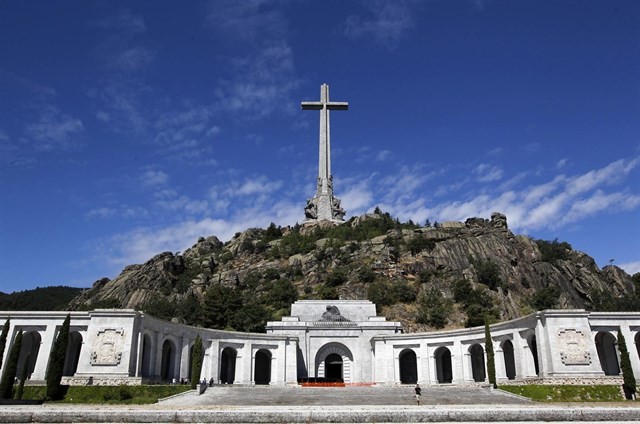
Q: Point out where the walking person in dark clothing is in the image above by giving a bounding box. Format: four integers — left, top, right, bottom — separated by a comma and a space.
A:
414, 383, 422, 405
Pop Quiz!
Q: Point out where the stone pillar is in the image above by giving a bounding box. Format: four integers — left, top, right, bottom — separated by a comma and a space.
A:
513, 331, 525, 380
285, 339, 298, 384
235, 343, 249, 384
534, 319, 548, 378
153, 332, 163, 379
452, 340, 464, 384
495, 344, 507, 380
32, 326, 56, 380
208, 340, 219, 384
135, 331, 143, 377
462, 349, 472, 383
419, 342, 430, 385
179, 336, 190, 381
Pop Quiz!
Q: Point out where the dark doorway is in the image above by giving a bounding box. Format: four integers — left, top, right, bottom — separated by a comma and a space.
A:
63, 331, 83, 376
435, 347, 452, 383
502, 340, 516, 380
17, 331, 41, 378
399, 349, 418, 384
325, 353, 343, 380
254, 349, 272, 385
595, 332, 620, 376
141, 334, 152, 378
220, 347, 237, 384
161, 340, 175, 381
469, 344, 486, 382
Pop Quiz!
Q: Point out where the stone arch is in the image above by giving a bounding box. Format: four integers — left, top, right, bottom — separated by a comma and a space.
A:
501, 339, 516, 380
63, 331, 83, 376
434, 346, 452, 384
469, 344, 486, 382
527, 334, 539, 376
254, 349, 272, 385
315, 343, 353, 383
17, 331, 41, 378
140, 333, 153, 378
595, 331, 619, 376
635, 332, 640, 362
160, 339, 177, 381
220, 346, 237, 384
399, 349, 418, 384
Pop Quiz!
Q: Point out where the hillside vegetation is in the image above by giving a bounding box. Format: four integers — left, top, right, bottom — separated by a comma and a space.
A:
68, 211, 639, 332
0, 286, 84, 311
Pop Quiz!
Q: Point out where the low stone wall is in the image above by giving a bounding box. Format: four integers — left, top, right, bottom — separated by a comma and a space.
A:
499, 376, 623, 386
61, 376, 142, 386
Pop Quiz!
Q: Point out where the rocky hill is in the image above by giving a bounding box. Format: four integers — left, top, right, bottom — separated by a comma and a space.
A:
68, 211, 638, 332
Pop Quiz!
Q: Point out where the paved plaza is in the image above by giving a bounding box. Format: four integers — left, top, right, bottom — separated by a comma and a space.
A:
1, 385, 639, 423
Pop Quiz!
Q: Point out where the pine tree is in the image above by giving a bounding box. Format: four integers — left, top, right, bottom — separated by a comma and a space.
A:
15, 354, 30, 400
190, 335, 204, 389
484, 317, 497, 388
0, 318, 9, 369
46, 314, 70, 400
0, 330, 22, 399
617, 330, 636, 399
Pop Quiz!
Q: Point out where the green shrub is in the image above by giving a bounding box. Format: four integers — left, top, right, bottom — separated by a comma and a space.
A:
326, 269, 348, 287
416, 288, 449, 328
535, 238, 572, 262
406, 235, 436, 256
473, 259, 504, 291
357, 267, 376, 283
531, 285, 561, 310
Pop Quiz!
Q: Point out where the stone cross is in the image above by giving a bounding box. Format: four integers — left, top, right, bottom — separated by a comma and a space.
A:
301, 84, 347, 222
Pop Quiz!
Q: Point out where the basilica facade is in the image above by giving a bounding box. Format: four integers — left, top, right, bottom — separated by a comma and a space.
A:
0, 300, 638, 386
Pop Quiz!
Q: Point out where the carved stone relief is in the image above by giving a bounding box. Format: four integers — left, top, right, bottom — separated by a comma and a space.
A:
90, 328, 125, 366
558, 328, 591, 365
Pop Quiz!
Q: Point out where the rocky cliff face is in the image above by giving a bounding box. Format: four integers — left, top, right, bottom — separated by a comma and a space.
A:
68, 212, 635, 331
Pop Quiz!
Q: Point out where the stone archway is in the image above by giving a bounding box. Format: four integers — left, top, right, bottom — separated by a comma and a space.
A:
399, 349, 418, 384
254, 349, 272, 385
315, 343, 353, 383
220, 347, 237, 384
63, 331, 83, 376
17, 331, 41, 378
636, 332, 640, 362
434, 346, 452, 384
501, 339, 516, 380
469, 344, 486, 382
595, 331, 620, 376
160, 339, 176, 381
141, 333, 153, 378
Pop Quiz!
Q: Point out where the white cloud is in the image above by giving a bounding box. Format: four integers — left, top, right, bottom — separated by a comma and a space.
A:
345, 1, 416, 49
141, 170, 168, 187
24, 105, 84, 151
86, 205, 148, 220
619, 261, 640, 276
474, 163, 503, 182
205, 0, 286, 42
224, 176, 283, 197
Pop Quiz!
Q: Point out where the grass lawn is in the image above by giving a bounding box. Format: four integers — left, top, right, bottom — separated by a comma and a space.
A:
500, 385, 626, 402
16, 385, 192, 404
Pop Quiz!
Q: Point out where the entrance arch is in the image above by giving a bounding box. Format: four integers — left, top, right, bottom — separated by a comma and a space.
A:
315, 343, 353, 383
17, 331, 41, 379
469, 344, 486, 382
160, 339, 176, 381
254, 349, 272, 385
63, 331, 83, 376
595, 332, 619, 375
501, 340, 516, 380
399, 349, 418, 384
220, 347, 237, 384
140, 333, 153, 378
434, 346, 452, 384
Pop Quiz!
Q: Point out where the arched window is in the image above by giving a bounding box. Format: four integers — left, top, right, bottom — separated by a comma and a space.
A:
399, 349, 418, 384
501, 340, 516, 380
254, 349, 272, 385
595, 332, 620, 376
469, 344, 486, 382
220, 347, 237, 384
434, 346, 452, 384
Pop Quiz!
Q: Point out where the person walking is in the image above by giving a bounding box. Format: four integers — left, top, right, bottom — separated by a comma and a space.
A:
414, 383, 422, 405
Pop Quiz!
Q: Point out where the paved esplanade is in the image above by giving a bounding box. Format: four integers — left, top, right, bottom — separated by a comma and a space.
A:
302, 83, 347, 223
2, 386, 640, 423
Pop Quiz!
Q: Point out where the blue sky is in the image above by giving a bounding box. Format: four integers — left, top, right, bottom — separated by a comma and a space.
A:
1, 0, 639, 293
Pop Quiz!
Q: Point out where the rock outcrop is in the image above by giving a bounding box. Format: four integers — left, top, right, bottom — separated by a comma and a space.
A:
68, 212, 635, 331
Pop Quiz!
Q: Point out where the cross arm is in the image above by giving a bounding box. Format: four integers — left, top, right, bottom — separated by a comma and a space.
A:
301, 102, 322, 110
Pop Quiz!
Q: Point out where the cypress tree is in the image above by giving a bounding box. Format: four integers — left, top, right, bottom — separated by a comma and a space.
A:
484, 317, 497, 388
0, 318, 9, 369
46, 314, 70, 400
0, 330, 22, 399
190, 335, 204, 389
617, 330, 636, 399
15, 354, 30, 400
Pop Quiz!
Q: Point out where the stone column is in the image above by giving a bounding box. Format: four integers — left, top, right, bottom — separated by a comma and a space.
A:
179, 336, 190, 381
452, 340, 464, 384
153, 332, 163, 379
534, 319, 548, 378
32, 326, 56, 380
513, 331, 525, 380
495, 344, 507, 381
419, 342, 430, 385
135, 331, 144, 377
